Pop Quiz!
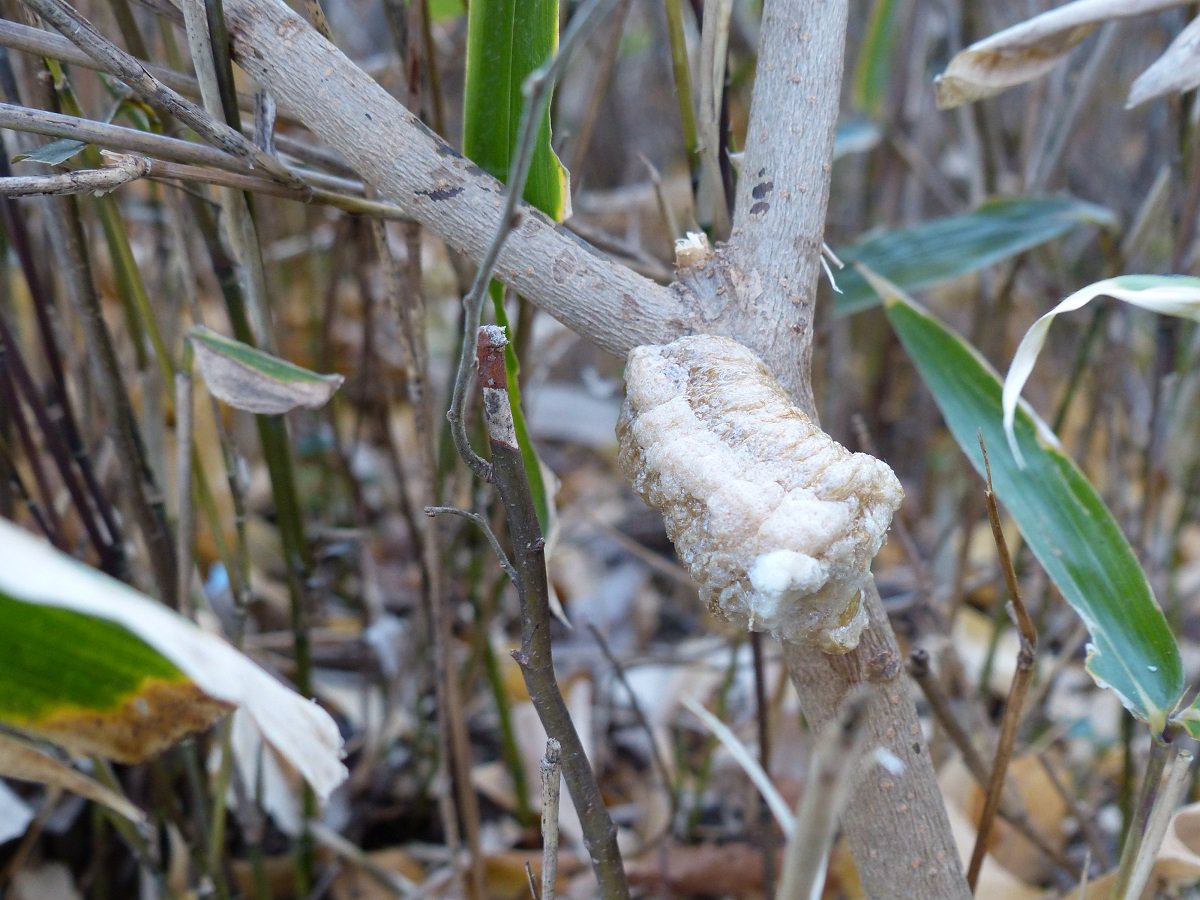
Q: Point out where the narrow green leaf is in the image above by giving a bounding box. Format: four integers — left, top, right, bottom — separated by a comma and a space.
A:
429, 0, 465, 24
463, 0, 565, 532
189, 325, 345, 415
0, 519, 346, 798
834, 197, 1117, 316
13, 138, 87, 166
463, 0, 567, 219
851, 0, 902, 117
869, 271, 1182, 732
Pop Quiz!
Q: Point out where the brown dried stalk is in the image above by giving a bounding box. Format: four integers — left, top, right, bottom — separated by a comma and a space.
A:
477, 327, 628, 899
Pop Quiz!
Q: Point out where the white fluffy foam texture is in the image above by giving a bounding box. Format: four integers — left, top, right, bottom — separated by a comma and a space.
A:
617, 335, 904, 652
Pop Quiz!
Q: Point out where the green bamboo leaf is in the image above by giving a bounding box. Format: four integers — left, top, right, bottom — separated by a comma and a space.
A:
834, 197, 1117, 316
1002, 275, 1200, 464
463, 0, 565, 532
0, 518, 346, 799
851, 0, 902, 117
189, 325, 344, 415
868, 270, 1183, 732
429, 0, 465, 23
13, 138, 87, 166
463, 0, 567, 219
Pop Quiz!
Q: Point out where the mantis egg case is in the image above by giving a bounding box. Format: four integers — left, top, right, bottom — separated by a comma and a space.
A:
616, 335, 904, 653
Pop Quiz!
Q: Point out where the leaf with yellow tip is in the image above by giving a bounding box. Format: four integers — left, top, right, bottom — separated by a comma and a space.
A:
0, 519, 346, 802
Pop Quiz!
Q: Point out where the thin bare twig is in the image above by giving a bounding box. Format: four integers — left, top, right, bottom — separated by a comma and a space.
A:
968, 435, 1038, 890
587, 622, 677, 832
424, 505, 517, 585
477, 326, 628, 898
540, 738, 562, 900
909, 649, 1077, 877
20, 0, 308, 193
0, 153, 148, 196
446, 0, 616, 482
143, 158, 411, 218
0, 102, 251, 177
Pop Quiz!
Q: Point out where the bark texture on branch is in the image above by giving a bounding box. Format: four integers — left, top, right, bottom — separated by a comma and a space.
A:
203, 0, 968, 894
722, 3, 966, 897
216, 0, 692, 357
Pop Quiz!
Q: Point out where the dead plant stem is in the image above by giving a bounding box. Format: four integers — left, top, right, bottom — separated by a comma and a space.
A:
539, 738, 562, 900
968, 438, 1038, 890
21, 0, 307, 192
478, 327, 628, 898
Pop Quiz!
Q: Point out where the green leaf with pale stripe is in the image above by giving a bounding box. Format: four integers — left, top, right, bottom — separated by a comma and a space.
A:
869, 271, 1182, 732
13, 138, 87, 166
189, 325, 344, 415
0, 518, 346, 798
834, 197, 1117, 316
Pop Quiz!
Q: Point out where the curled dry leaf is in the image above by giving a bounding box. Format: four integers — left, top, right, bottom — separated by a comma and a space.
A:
617, 335, 903, 652
935, 0, 1189, 110
1002, 275, 1200, 466
1127, 15, 1200, 107
189, 325, 344, 415
0, 732, 145, 825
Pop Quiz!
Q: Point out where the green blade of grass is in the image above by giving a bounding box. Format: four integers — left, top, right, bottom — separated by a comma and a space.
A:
463, 0, 566, 532
851, 0, 902, 118
834, 197, 1117, 316
869, 271, 1183, 732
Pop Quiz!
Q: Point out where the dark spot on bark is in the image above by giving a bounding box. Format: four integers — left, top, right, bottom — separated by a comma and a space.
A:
523, 207, 556, 229
752, 180, 774, 200
365, 112, 373, 121
757, 167, 766, 178
434, 140, 462, 159
749, 201, 770, 216
416, 186, 464, 202
912, 742, 922, 755
792, 233, 821, 254
551, 252, 576, 284
465, 164, 486, 178
868, 651, 901, 682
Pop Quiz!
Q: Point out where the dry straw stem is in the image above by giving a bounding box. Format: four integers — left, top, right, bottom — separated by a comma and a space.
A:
20, 0, 307, 193
908, 650, 1075, 876
0, 153, 149, 196
967, 438, 1039, 890
205, 0, 966, 894
540, 738, 563, 900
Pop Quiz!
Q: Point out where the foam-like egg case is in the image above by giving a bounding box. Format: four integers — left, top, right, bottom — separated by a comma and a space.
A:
616, 335, 904, 653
